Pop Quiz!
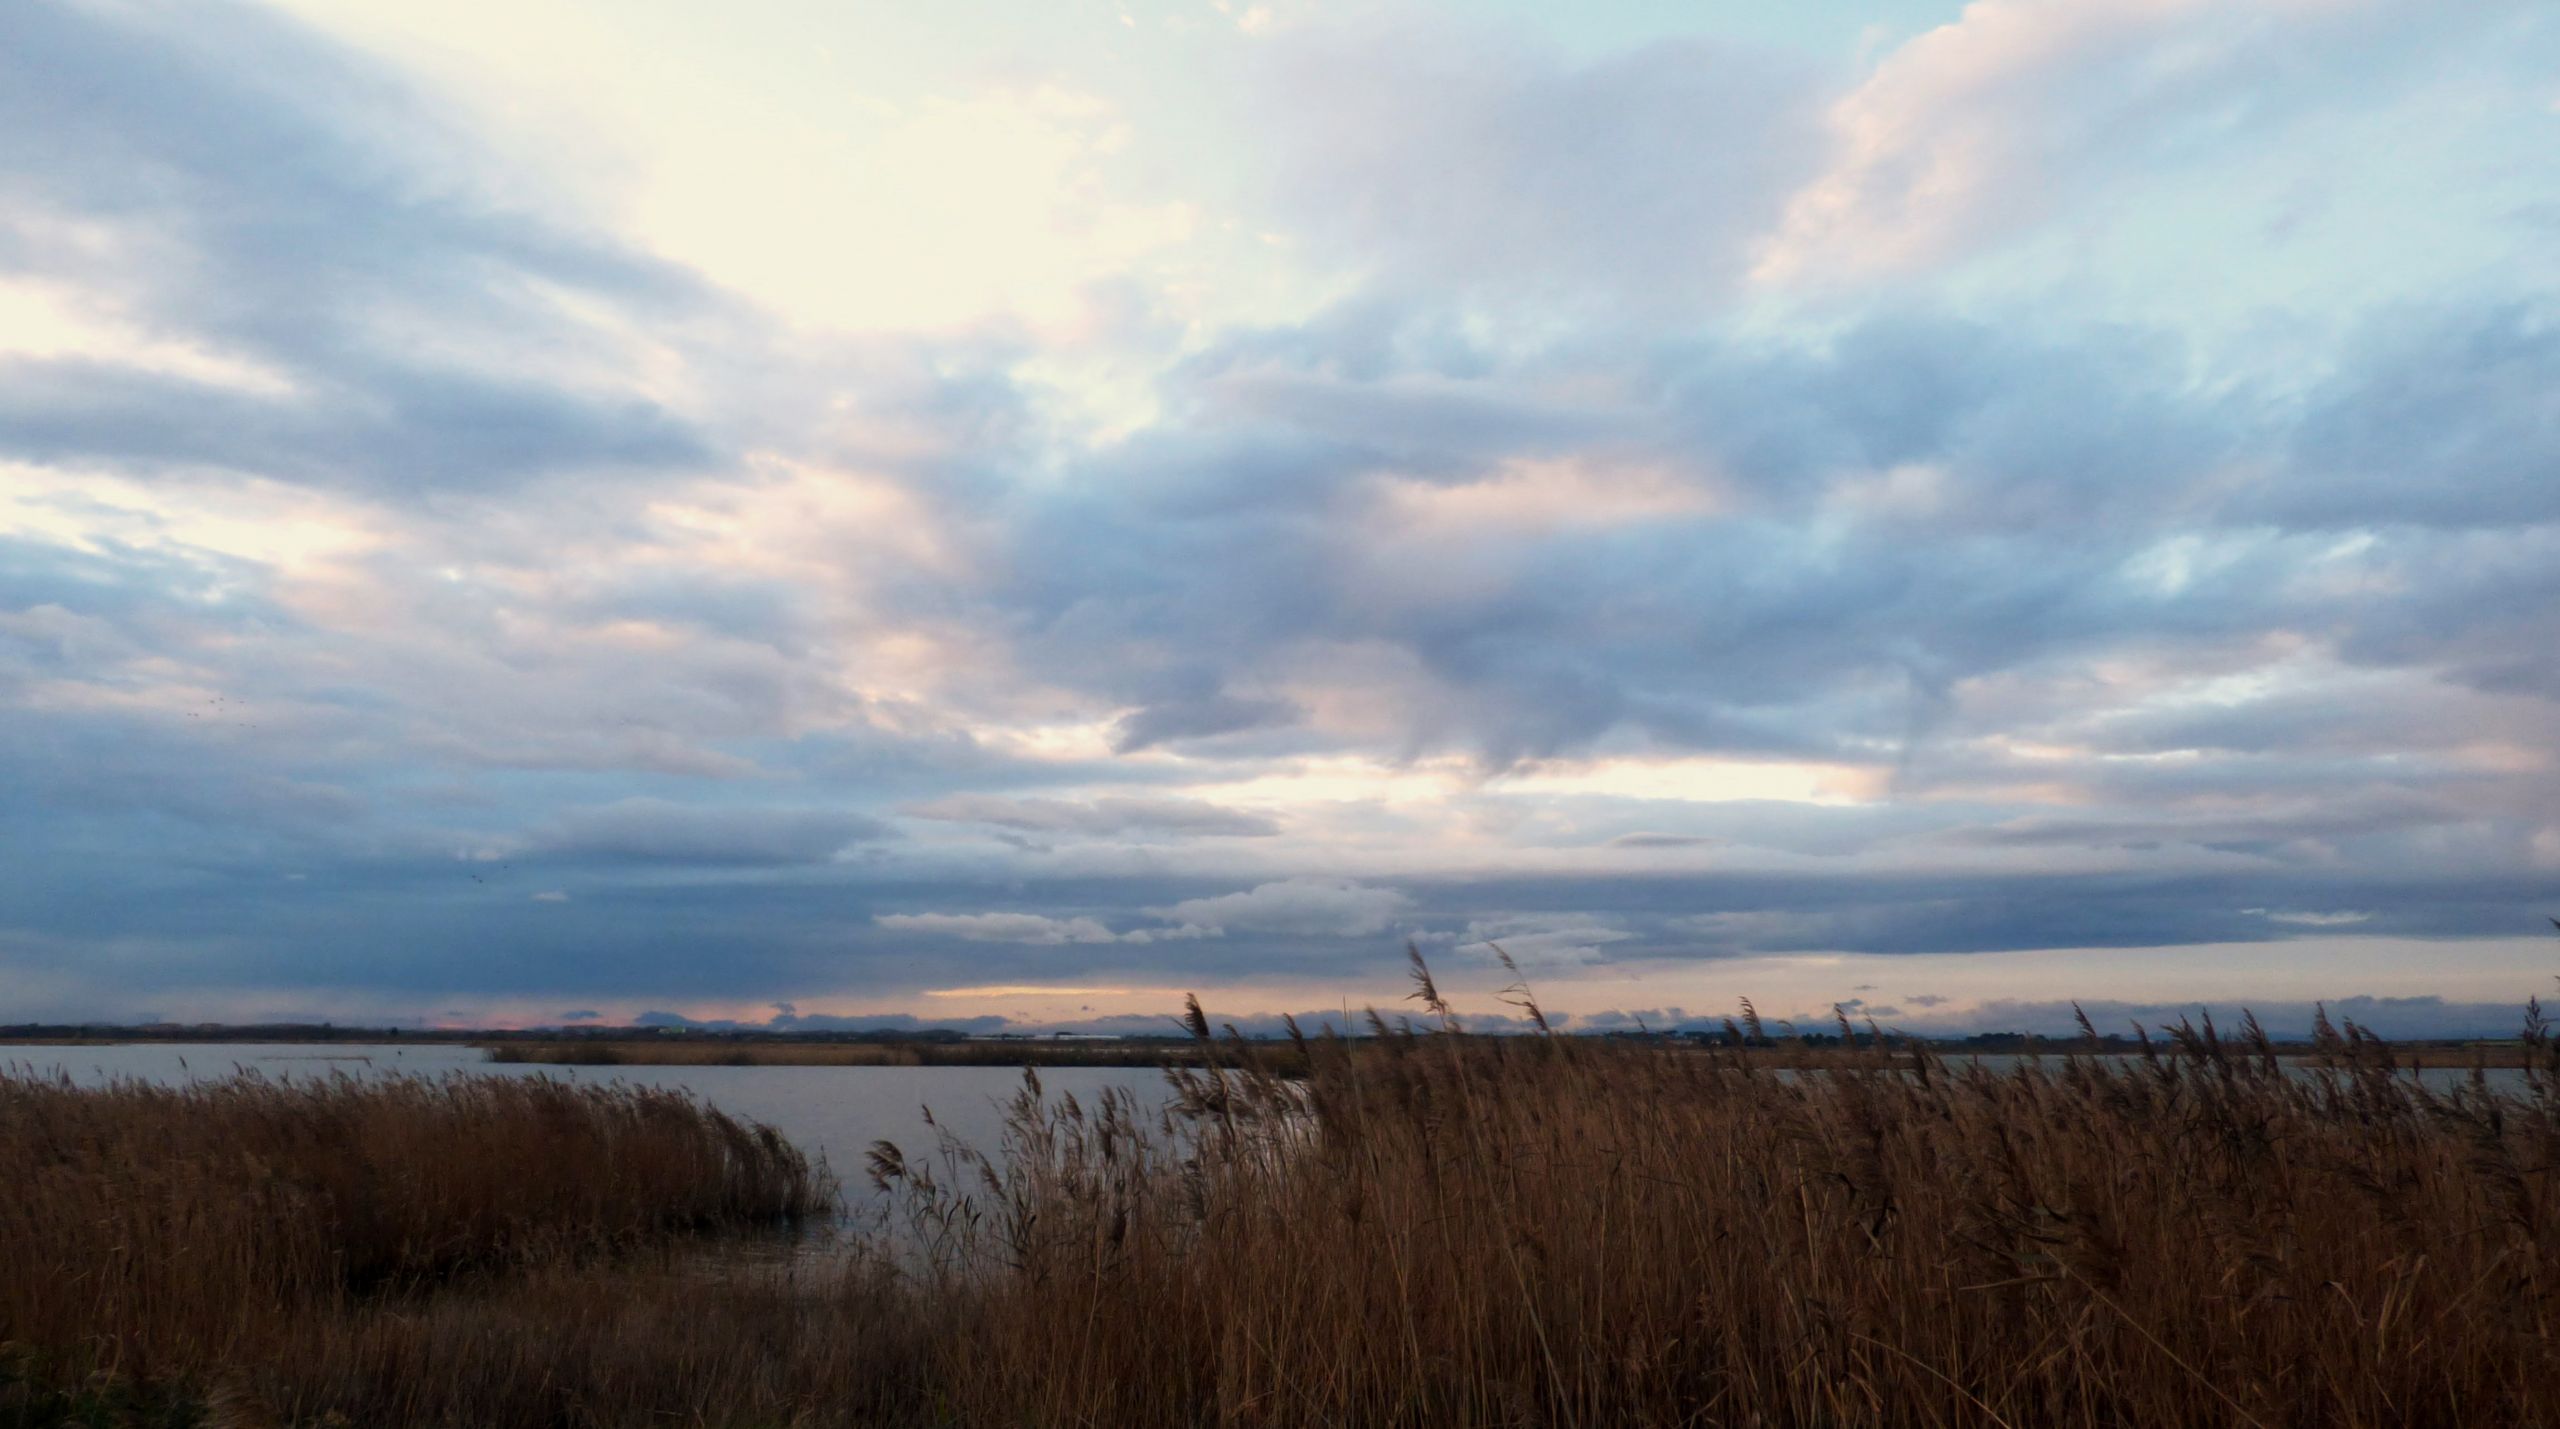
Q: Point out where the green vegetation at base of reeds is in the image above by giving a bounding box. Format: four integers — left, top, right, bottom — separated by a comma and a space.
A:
19, 959, 2560, 1426
0, 1350, 202, 1429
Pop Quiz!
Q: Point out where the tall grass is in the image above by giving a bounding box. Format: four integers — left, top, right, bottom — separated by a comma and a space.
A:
0, 1071, 826, 1398
872, 963, 2560, 1427
14, 962, 2560, 1426
175, 1255, 952, 1429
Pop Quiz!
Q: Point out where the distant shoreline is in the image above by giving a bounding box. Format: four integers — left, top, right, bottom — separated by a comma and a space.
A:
480, 1038, 1208, 1069
4, 1027, 2545, 1070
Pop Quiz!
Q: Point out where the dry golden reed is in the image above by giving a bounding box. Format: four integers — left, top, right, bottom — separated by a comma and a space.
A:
874, 963, 2560, 1428
0, 1070, 824, 1410
13, 958, 2560, 1427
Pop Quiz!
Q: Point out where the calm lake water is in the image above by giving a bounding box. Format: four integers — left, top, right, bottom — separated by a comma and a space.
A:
0, 1042, 1175, 1215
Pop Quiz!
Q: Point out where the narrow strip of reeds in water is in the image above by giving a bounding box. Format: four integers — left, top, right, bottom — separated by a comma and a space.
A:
0, 1070, 827, 1388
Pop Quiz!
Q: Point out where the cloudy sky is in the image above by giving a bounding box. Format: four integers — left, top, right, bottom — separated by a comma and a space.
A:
4, 0, 2557, 1037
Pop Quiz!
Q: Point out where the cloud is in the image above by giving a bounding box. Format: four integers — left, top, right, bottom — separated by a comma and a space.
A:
0, 1, 716, 497
876, 913, 1119, 945
2261, 306, 2560, 531
1248, 17, 1823, 311
1150, 878, 1413, 938
0, 0, 2554, 1028
874, 912, 1212, 945
527, 799, 888, 867
922, 984, 1178, 999
1896, 995, 2541, 1041
1753, 0, 2531, 285
2258, 910, 2372, 928
903, 794, 1280, 839
1460, 914, 1636, 970
1111, 694, 1299, 753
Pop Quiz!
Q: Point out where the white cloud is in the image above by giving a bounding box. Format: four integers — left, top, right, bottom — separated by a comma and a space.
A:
631, 85, 1197, 335
875, 912, 1212, 945
902, 794, 1280, 838
1752, 0, 2510, 286
0, 275, 297, 396
5, 0, 2556, 1028
1251, 18, 1818, 311
531, 799, 883, 866
1459, 913, 1635, 971
1150, 877, 1411, 937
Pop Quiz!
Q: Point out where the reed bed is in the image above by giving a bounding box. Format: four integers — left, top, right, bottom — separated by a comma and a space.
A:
0, 1070, 826, 1410
177, 1254, 953, 1429
871, 960, 2560, 1428
15, 957, 2560, 1426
